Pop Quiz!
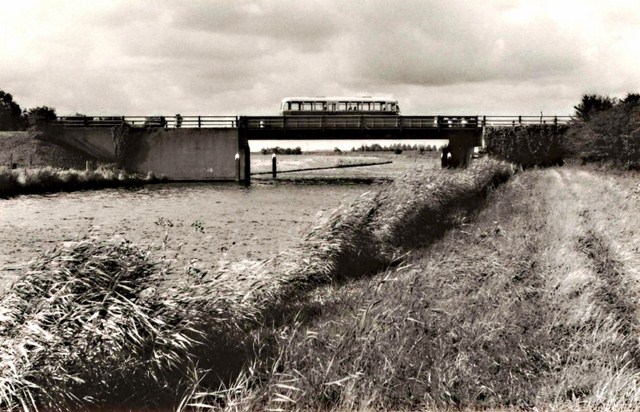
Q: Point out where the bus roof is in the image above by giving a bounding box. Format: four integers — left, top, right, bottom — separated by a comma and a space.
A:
281, 96, 398, 103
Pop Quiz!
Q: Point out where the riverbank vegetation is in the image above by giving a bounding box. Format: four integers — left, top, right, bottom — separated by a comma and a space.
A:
485, 92, 640, 169
565, 93, 640, 168
188, 165, 640, 411
0, 166, 163, 198
485, 124, 567, 167
0, 158, 512, 410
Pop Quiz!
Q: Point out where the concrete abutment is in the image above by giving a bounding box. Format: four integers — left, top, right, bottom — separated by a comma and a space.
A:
41, 125, 243, 181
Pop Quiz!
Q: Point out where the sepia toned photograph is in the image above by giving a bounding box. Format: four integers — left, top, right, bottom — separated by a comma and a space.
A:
1, 1, 639, 410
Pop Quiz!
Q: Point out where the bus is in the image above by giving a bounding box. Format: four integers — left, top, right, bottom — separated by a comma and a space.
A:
280, 97, 400, 116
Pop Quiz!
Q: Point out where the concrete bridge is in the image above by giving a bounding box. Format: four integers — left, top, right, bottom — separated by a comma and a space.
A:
43, 114, 570, 182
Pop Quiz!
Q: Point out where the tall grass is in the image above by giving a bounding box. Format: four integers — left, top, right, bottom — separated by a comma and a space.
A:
485, 124, 567, 167
0, 166, 162, 198
0, 158, 513, 410
194, 166, 640, 411
0, 239, 207, 410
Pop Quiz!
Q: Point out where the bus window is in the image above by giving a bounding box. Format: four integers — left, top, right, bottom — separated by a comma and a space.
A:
338, 102, 347, 111
302, 102, 312, 111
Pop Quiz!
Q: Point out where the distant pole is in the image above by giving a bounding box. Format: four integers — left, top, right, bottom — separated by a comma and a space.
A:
272, 153, 277, 179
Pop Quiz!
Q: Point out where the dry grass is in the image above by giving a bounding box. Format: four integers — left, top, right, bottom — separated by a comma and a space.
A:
0, 166, 162, 198
186, 166, 640, 411
0, 159, 513, 410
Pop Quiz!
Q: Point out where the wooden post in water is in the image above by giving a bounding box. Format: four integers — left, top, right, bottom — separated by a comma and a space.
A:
244, 147, 251, 186
235, 153, 240, 183
272, 153, 277, 180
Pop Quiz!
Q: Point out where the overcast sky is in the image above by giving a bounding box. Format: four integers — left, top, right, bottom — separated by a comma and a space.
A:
1, 0, 639, 116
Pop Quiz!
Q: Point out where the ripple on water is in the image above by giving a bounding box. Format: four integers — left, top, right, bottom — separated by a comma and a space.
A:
0, 182, 373, 289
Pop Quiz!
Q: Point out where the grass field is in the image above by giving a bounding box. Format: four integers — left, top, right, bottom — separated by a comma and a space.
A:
187, 165, 640, 411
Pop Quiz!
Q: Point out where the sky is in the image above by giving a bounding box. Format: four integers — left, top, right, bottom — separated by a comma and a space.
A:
1, 0, 640, 118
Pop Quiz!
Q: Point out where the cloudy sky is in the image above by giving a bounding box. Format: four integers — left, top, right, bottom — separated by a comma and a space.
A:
1, 0, 639, 117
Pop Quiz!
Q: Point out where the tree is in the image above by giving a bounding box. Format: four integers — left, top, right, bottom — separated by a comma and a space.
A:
0, 90, 26, 130
27, 106, 57, 126
573, 94, 616, 121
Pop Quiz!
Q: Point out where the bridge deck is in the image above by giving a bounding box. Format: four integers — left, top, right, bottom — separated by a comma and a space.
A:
55, 115, 571, 131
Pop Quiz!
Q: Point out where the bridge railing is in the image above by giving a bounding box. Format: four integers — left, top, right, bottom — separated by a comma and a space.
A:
481, 116, 573, 127
244, 115, 481, 130
56, 115, 238, 128
55, 115, 573, 129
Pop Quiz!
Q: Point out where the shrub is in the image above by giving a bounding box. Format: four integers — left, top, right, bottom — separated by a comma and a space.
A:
485, 124, 567, 167
565, 93, 640, 168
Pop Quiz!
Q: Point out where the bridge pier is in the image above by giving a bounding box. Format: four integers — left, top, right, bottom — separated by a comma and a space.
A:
238, 118, 251, 185
446, 129, 483, 168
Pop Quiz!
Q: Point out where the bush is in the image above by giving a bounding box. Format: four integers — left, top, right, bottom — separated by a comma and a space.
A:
485, 124, 567, 167
565, 93, 640, 168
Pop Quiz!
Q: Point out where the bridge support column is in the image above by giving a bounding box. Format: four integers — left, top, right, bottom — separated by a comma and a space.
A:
238, 117, 251, 186
243, 143, 251, 186
446, 130, 482, 168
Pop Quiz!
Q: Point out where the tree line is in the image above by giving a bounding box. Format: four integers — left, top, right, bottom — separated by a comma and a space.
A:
565, 93, 640, 168
351, 143, 439, 153
0, 89, 57, 131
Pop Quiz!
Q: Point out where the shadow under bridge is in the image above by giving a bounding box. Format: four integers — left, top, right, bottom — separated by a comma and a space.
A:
238, 115, 483, 167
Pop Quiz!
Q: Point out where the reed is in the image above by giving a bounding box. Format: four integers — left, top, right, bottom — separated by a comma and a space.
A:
193, 166, 640, 411
0, 158, 513, 410
0, 166, 162, 198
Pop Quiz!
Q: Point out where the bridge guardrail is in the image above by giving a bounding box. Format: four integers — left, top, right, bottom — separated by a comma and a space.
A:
56, 115, 238, 128
244, 115, 480, 130
481, 116, 572, 127
55, 115, 572, 129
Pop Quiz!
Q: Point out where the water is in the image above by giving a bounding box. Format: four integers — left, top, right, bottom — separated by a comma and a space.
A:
0, 182, 372, 288
251, 139, 449, 152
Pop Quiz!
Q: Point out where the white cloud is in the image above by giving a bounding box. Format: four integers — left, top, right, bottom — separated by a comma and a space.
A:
0, 0, 639, 116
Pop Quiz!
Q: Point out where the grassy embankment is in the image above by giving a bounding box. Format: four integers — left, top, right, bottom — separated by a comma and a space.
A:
196, 165, 640, 411
0, 158, 512, 410
0, 166, 162, 198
